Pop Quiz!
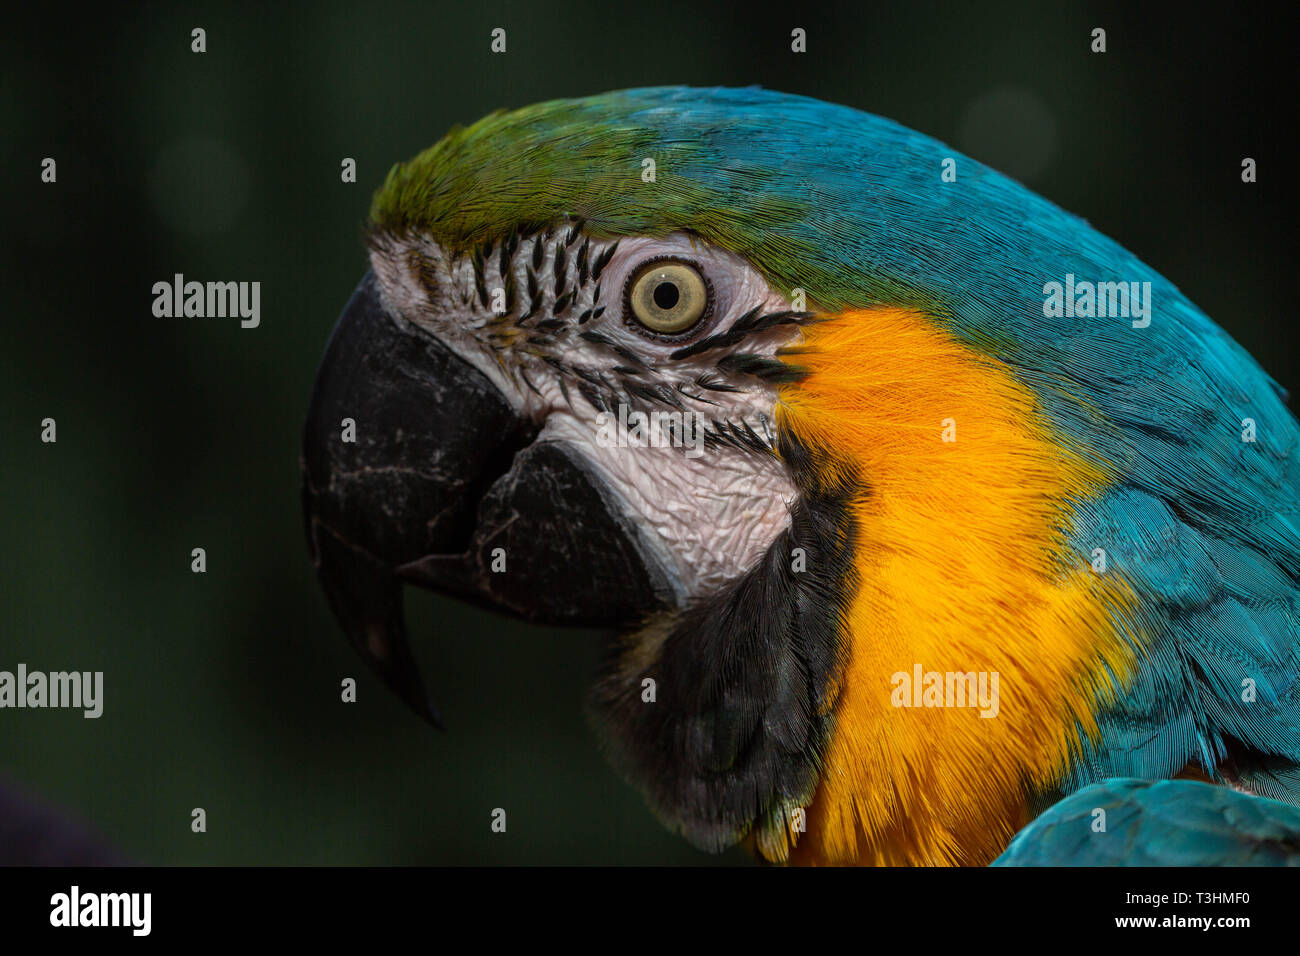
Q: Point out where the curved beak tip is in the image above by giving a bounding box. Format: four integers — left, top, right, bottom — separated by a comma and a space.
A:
362, 621, 446, 731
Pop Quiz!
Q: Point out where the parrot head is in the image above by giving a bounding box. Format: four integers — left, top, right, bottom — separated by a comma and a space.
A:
302, 87, 1300, 865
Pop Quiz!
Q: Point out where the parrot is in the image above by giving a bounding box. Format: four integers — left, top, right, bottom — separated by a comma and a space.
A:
299, 86, 1300, 866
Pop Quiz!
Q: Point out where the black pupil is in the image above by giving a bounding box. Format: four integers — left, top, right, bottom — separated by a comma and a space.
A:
653, 281, 680, 310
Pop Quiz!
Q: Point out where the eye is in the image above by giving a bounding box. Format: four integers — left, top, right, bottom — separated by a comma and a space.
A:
624, 258, 711, 336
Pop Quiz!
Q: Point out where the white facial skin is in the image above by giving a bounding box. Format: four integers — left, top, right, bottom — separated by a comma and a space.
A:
369, 228, 802, 601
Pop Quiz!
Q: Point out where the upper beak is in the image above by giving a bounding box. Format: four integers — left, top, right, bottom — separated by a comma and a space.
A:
301, 270, 676, 726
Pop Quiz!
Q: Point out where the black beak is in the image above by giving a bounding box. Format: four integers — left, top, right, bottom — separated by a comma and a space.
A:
301, 271, 675, 727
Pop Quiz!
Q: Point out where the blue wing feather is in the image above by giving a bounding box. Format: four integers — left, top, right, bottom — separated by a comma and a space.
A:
993, 778, 1300, 866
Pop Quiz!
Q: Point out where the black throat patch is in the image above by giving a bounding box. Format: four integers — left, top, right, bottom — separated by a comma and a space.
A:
587, 431, 861, 860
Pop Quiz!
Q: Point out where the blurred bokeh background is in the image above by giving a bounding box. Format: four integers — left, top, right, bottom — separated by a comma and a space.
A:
0, 2, 1287, 863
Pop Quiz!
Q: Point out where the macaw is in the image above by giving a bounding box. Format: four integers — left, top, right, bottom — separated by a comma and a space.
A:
300, 86, 1300, 866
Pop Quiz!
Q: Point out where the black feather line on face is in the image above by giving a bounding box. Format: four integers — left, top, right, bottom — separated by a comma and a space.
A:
498, 238, 512, 279
587, 430, 860, 856
577, 238, 590, 286
577, 382, 608, 413
517, 367, 543, 397
694, 373, 741, 393
503, 269, 517, 314
553, 242, 569, 297
522, 267, 541, 321
578, 330, 613, 346
670, 310, 814, 361
472, 250, 489, 309
565, 218, 585, 246
592, 241, 618, 281
716, 353, 809, 384
611, 345, 646, 368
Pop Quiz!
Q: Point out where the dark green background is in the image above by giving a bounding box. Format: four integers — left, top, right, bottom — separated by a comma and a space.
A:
0, 2, 1287, 864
